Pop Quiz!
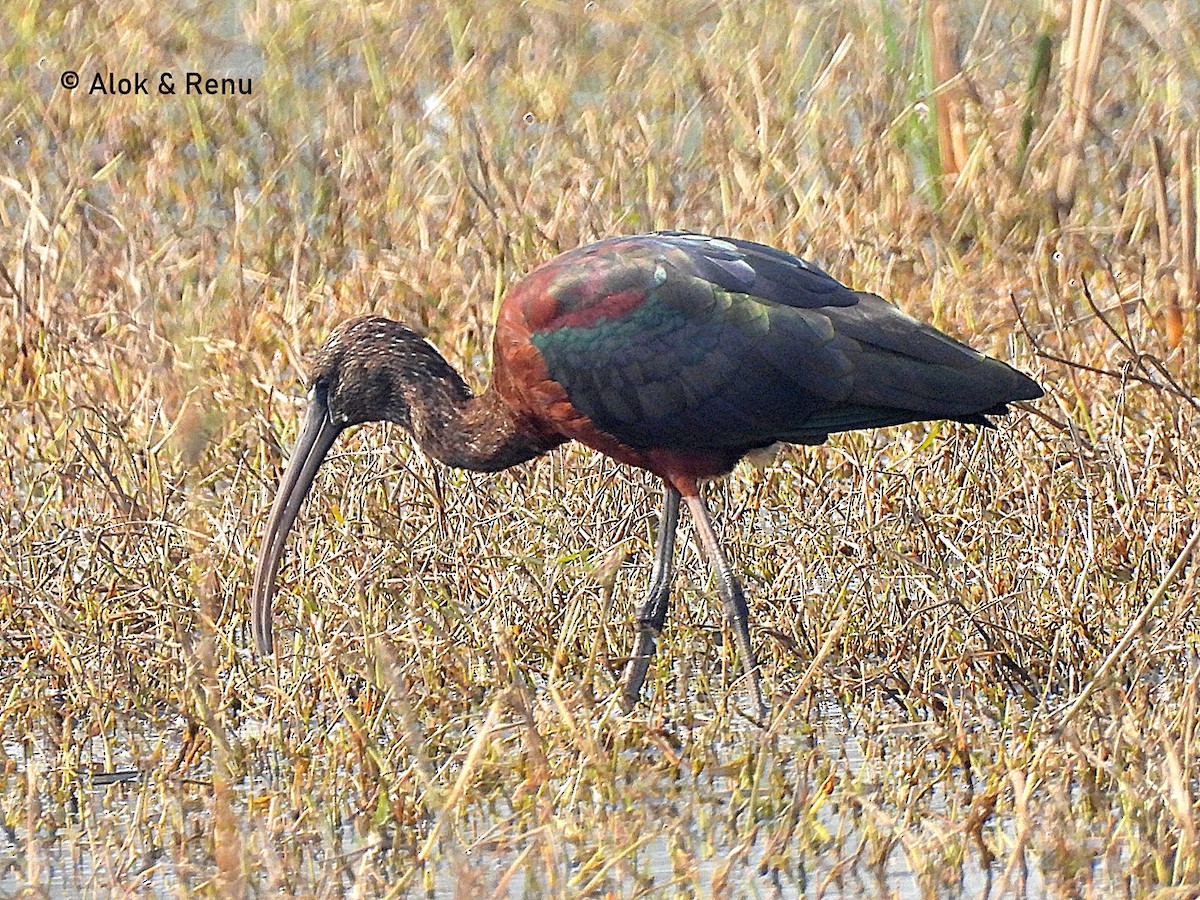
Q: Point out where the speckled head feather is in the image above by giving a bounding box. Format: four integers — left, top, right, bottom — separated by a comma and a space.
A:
307, 315, 470, 431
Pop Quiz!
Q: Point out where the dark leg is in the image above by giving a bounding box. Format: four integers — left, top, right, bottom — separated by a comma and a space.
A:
683, 492, 767, 719
618, 485, 681, 710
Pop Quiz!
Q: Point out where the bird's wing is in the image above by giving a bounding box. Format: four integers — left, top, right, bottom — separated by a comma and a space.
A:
522, 232, 1040, 450
646, 231, 859, 309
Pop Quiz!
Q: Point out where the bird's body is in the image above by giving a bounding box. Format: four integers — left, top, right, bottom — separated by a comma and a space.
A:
491, 233, 1034, 486
252, 232, 1043, 717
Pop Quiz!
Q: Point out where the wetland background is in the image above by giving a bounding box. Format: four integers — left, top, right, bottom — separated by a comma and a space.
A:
2, 0, 1200, 895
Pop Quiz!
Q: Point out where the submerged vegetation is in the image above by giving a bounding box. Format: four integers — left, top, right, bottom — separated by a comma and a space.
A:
2, 0, 1200, 895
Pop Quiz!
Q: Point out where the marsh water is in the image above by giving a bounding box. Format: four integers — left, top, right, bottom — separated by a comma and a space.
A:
1, 697, 1099, 897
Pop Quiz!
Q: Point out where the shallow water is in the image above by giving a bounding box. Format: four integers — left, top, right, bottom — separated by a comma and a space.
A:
1, 705, 1101, 898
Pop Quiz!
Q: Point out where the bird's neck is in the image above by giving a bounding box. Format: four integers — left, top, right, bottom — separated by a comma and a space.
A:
402, 367, 562, 473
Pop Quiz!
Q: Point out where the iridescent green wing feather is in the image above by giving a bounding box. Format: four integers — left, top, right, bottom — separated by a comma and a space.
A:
529, 233, 1041, 451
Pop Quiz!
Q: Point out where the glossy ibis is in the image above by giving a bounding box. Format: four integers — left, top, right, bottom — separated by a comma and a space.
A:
251, 232, 1042, 717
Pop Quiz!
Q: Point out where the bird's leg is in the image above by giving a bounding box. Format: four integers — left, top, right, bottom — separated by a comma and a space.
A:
618, 485, 681, 710
683, 492, 767, 719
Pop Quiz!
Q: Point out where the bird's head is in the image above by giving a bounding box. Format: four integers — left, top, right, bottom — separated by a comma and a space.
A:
307, 315, 437, 430
251, 315, 443, 654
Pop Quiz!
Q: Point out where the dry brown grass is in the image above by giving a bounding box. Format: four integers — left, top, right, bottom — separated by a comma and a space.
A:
3, 0, 1200, 895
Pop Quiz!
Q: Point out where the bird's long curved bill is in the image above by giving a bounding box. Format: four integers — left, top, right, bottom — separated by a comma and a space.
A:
251, 394, 342, 655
